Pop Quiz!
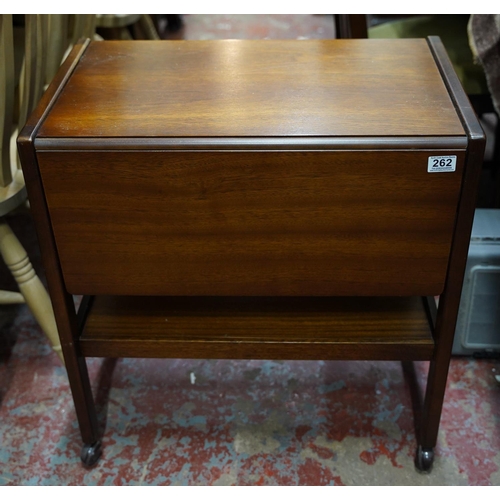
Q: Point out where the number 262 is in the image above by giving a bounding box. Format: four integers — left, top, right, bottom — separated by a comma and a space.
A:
433, 158, 452, 167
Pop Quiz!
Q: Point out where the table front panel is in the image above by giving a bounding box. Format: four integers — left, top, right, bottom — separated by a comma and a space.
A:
37, 150, 464, 296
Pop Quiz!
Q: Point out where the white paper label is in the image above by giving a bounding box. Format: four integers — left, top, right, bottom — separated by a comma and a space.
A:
427, 156, 457, 173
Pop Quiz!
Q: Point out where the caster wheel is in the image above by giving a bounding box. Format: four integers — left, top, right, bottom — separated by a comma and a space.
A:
415, 445, 434, 473
81, 440, 102, 467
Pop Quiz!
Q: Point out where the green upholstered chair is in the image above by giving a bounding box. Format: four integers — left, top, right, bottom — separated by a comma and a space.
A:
335, 14, 499, 206
368, 15, 488, 96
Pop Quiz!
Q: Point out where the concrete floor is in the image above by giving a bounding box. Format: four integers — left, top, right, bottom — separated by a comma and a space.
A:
1, 261, 499, 485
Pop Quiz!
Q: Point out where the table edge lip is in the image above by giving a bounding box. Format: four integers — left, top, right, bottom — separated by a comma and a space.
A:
34, 135, 468, 151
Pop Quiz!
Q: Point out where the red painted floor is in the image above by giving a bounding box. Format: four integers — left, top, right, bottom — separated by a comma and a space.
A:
1, 15, 500, 486
160, 14, 335, 40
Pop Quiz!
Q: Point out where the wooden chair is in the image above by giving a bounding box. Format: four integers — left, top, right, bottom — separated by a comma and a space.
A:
0, 14, 93, 363
45, 15, 96, 84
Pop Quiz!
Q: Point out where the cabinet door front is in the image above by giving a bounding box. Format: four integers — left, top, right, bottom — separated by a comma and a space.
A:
37, 150, 464, 296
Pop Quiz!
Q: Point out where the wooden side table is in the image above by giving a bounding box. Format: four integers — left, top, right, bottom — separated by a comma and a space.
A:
18, 37, 485, 472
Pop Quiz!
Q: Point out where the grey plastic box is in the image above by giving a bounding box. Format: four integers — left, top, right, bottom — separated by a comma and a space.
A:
452, 209, 500, 355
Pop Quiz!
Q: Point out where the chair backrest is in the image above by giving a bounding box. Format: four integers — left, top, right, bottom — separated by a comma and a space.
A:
1, 14, 94, 190
18, 15, 49, 138
46, 14, 70, 85
70, 14, 97, 45
45, 15, 97, 86
0, 14, 15, 187
2, 15, 49, 179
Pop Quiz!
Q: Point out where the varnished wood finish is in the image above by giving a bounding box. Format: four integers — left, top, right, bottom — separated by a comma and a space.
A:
80, 296, 434, 360
38, 150, 465, 296
18, 37, 485, 466
17, 39, 100, 445
38, 39, 464, 140
417, 37, 486, 450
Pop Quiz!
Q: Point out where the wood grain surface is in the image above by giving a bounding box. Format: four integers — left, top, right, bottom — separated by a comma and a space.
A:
79, 295, 434, 360
17, 39, 101, 445
17, 35, 484, 462
417, 36, 487, 450
37, 39, 465, 139
38, 149, 465, 296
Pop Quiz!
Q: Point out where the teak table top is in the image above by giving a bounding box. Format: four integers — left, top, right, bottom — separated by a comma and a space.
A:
38, 39, 465, 142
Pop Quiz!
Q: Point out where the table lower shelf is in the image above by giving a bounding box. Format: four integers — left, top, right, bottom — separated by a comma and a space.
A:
78, 295, 435, 360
